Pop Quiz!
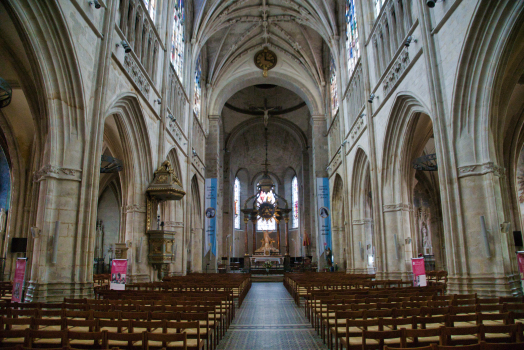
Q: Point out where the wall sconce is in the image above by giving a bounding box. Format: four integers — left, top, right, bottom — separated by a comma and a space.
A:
368, 93, 375, 103
154, 99, 161, 105
89, 0, 101, 9
426, 0, 445, 8
404, 36, 417, 47
118, 40, 132, 53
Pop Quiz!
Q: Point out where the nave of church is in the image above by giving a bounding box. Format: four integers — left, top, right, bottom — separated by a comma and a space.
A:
1, 0, 524, 348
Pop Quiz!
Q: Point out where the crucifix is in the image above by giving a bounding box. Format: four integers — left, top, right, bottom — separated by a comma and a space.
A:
250, 98, 281, 127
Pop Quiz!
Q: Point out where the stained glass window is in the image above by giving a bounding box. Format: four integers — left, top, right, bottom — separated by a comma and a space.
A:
330, 54, 339, 117
292, 176, 299, 229
374, 0, 385, 18
143, 0, 157, 22
346, 0, 360, 77
257, 184, 276, 231
234, 177, 241, 230
194, 54, 202, 120
171, 0, 185, 81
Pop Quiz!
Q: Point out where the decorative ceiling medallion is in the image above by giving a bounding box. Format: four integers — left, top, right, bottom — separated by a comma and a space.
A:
254, 47, 277, 77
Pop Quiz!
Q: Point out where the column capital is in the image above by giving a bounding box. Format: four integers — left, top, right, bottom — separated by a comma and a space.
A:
208, 115, 222, 122
311, 115, 326, 123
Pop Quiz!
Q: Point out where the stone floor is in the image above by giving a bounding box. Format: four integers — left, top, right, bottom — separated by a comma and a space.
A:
216, 282, 328, 350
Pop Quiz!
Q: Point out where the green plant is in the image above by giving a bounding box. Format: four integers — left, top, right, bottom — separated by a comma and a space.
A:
263, 261, 272, 269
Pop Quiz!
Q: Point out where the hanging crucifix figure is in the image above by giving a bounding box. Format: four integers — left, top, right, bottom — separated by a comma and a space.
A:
250, 98, 281, 127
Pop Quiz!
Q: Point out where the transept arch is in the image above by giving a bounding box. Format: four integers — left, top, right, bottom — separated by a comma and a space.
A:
379, 93, 436, 280
101, 93, 154, 282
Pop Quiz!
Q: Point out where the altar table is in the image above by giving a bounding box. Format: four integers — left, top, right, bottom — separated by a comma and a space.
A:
250, 256, 284, 265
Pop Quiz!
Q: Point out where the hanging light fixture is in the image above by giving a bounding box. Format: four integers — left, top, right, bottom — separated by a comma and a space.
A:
0, 78, 12, 108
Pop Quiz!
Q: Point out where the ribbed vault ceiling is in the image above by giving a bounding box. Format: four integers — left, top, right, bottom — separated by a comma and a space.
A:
193, 0, 337, 88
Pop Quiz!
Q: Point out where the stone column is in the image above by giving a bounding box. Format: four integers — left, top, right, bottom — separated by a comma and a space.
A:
446, 164, 520, 296
301, 149, 313, 259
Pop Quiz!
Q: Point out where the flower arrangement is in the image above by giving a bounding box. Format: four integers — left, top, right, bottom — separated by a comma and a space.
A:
263, 261, 272, 270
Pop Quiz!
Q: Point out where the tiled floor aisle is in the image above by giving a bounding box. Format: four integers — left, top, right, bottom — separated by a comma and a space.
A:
216, 282, 328, 350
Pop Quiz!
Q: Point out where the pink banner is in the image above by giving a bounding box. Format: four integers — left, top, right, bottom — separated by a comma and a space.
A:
110, 259, 128, 290
517, 252, 524, 281
411, 257, 427, 287
12, 258, 27, 302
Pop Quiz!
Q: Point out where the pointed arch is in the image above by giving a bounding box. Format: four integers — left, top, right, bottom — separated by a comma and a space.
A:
381, 93, 432, 205
166, 147, 184, 187
452, 0, 524, 165
105, 93, 154, 203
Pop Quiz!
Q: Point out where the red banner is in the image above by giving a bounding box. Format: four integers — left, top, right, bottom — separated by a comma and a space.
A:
12, 258, 27, 302
110, 259, 128, 290
411, 257, 427, 287
517, 252, 524, 281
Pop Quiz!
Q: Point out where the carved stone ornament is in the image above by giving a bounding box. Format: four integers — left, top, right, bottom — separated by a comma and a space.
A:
383, 203, 413, 212
457, 162, 505, 178
33, 165, 81, 182
123, 54, 151, 97
383, 49, 410, 96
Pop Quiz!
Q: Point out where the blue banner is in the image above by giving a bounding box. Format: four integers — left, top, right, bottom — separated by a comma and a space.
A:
205, 178, 217, 256
316, 177, 332, 252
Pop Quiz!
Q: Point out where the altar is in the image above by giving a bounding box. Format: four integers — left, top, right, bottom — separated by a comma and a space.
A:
250, 256, 284, 265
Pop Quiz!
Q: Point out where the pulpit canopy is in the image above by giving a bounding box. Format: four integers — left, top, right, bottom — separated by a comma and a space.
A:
146, 160, 186, 201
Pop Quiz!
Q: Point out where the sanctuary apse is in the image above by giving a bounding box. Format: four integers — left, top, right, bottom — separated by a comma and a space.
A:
0, 0, 522, 304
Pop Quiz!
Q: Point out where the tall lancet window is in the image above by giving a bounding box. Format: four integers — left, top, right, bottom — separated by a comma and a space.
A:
374, 0, 385, 18
330, 54, 339, 117
292, 176, 299, 229
257, 184, 276, 231
346, 0, 360, 77
143, 0, 157, 22
194, 54, 202, 120
234, 177, 241, 230
171, 0, 185, 81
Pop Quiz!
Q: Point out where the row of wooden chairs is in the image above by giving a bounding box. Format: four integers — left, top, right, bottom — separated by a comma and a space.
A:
0, 297, 229, 350
0, 315, 207, 349
329, 311, 523, 350
0, 328, 189, 349
320, 304, 524, 348
340, 323, 524, 350
384, 341, 524, 350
